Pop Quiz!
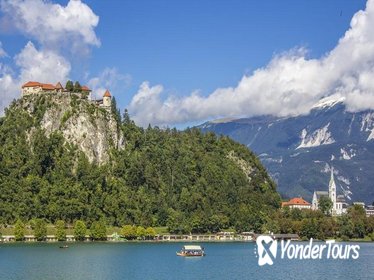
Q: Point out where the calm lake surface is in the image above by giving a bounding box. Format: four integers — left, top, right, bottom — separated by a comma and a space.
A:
0, 242, 373, 280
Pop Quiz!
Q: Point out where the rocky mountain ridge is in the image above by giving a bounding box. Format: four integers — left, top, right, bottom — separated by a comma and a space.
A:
199, 99, 374, 204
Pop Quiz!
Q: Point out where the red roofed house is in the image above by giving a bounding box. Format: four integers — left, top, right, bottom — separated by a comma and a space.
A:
22, 81, 64, 96
281, 197, 311, 210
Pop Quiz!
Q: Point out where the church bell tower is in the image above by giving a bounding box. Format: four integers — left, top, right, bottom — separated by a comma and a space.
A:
329, 167, 337, 215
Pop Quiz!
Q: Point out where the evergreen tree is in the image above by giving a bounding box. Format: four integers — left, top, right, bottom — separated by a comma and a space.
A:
122, 109, 131, 125
111, 96, 121, 123
73, 81, 82, 93
65, 80, 74, 92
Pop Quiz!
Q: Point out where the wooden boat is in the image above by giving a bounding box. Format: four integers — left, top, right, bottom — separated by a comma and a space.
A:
177, 245, 205, 257
59, 245, 69, 249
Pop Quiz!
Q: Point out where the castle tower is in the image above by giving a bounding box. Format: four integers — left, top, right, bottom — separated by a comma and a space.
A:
103, 90, 112, 107
329, 167, 337, 215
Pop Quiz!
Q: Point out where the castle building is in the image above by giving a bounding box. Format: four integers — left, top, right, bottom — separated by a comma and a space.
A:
103, 90, 112, 107
95, 90, 112, 108
21, 81, 91, 97
21, 81, 112, 111
22, 81, 65, 96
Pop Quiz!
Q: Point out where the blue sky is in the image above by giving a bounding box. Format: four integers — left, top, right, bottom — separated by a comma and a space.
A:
89, 0, 365, 92
1, 0, 373, 127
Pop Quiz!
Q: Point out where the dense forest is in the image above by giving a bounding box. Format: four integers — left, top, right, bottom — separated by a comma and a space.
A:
0, 95, 281, 233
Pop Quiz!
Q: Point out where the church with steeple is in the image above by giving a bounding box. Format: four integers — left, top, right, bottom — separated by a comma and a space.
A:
312, 167, 348, 216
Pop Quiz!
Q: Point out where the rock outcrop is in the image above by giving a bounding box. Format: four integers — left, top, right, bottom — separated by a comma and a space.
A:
16, 93, 124, 164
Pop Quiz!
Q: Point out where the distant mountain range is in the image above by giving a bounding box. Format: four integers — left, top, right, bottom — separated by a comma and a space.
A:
198, 97, 374, 204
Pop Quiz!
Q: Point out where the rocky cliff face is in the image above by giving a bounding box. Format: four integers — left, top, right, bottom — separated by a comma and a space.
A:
16, 93, 124, 164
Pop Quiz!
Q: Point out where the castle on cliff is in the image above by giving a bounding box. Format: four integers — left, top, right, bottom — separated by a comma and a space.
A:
21, 81, 112, 108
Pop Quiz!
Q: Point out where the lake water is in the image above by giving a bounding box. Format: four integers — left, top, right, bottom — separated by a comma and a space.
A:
0, 242, 373, 280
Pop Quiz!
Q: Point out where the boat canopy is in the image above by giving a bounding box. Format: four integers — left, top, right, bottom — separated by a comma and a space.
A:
183, 245, 202, 250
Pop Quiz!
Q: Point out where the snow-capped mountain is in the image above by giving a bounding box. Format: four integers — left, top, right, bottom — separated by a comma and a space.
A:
198, 99, 374, 203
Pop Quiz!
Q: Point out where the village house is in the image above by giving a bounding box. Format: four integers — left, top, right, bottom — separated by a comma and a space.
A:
281, 197, 311, 210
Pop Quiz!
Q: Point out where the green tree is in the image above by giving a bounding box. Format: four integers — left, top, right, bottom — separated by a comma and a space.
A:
300, 218, 318, 239
347, 205, 367, 238
145, 227, 156, 239
73, 81, 82, 92
317, 217, 336, 240
14, 220, 25, 241
90, 220, 107, 241
122, 109, 132, 125
337, 214, 354, 239
65, 80, 74, 92
120, 225, 137, 240
319, 196, 333, 216
74, 220, 87, 241
136, 226, 146, 240
33, 218, 47, 241
55, 220, 66, 241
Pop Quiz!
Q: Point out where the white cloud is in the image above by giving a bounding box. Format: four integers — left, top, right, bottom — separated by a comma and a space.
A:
0, 42, 71, 112
0, 0, 100, 52
88, 67, 132, 100
0, 64, 18, 111
16, 41, 71, 83
129, 0, 374, 127
0, 41, 7, 57
0, 0, 100, 114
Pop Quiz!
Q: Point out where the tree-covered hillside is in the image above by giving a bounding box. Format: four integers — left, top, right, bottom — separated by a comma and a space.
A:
0, 95, 280, 233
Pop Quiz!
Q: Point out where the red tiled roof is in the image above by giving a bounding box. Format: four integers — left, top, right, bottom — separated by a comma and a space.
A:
22, 81, 41, 88
282, 197, 311, 207
41, 83, 56, 90
81, 85, 91, 92
22, 81, 62, 90
103, 90, 111, 97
